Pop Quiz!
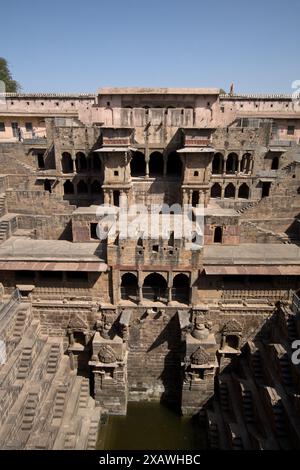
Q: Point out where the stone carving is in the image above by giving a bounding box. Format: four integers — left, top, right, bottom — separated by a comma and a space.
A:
223, 319, 242, 334
191, 347, 210, 365
98, 345, 117, 364
191, 317, 210, 340
68, 314, 89, 330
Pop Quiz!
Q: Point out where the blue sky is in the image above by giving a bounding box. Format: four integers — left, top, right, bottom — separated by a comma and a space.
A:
1, 0, 299, 93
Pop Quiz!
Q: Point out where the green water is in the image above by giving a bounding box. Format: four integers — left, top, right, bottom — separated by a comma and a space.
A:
97, 402, 206, 450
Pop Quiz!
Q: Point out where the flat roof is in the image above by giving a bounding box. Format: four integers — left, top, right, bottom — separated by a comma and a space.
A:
98, 87, 220, 95
0, 237, 105, 262
203, 243, 300, 265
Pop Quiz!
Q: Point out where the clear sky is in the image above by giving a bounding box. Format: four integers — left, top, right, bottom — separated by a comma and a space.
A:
1, 0, 300, 93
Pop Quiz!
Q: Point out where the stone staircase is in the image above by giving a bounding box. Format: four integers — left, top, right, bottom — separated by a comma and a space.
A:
20, 392, 39, 431
0, 194, 6, 217
46, 344, 61, 375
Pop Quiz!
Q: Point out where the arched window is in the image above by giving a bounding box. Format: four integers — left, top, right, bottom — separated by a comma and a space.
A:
143, 273, 167, 302
44, 179, 51, 193
224, 183, 235, 198
130, 151, 145, 177
172, 273, 189, 304
212, 153, 224, 174
149, 151, 164, 177
75, 152, 87, 172
63, 180, 74, 195
211, 183, 222, 198
121, 273, 138, 302
214, 226, 223, 243
226, 153, 238, 174
271, 156, 279, 170
77, 180, 88, 194
91, 180, 102, 195
241, 153, 251, 173
166, 151, 182, 177
238, 183, 250, 199
61, 152, 73, 173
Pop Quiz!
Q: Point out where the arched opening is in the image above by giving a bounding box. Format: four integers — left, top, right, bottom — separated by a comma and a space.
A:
212, 153, 224, 174
241, 153, 251, 173
121, 273, 138, 302
61, 152, 73, 173
149, 151, 164, 177
226, 153, 238, 174
172, 273, 189, 304
91, 180, 102, 195
44, 179, 51, 193
113, 190, 120, 207
214, 226, 223, 243
92, 153, 102, 171
238, 183, 250, 199
130, 151, 145, 177
211, 183, 222, 198
224, 183, 236, 198
192, 191, 199, 207
63, 180, 74, 195
271, 156, 279, 170
225, 335, 239, 350
77, 180, 88, 194
143, 273, 167, 302
75, 152, 87, 172
166, 151, 182, 177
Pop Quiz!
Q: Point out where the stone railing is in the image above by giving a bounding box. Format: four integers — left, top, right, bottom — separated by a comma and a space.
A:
221, 288, 289, 302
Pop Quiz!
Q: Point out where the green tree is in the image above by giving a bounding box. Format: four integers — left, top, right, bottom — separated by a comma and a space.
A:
0, 58, 21, 93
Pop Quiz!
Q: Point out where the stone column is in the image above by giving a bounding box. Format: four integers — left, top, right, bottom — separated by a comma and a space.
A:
138, 271, 143, 304
189, 190, 193, 205
199, 190, 205, 205
109, 190, 113, 205
145, 158, 149, 178
182, 189, 189, 205
72, 149, 76, 174
221, 185, 225, 199
238, 153, 242, 173
167, 271, 173, 305
163, 156, 167, 177
223, 153, 228, 177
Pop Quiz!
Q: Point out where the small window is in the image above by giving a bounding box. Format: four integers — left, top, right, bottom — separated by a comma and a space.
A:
56, 102, 59, 106
194, 171, 199, 177
152, 245, 159, 252
106, 101, 110, 106
0, 122, 5, 132
114, 170, 119, 176
41, 102, 44, 106
25, 122, 33, 132
287, 125, 295, 135
90, 223, 98, 240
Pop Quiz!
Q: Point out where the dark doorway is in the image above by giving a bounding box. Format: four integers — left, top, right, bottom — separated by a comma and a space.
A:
143, 273, 167, 302
238, 183, 250, 199
271, 156, 279, 170
130, 151, 145, 177
226, 153, 238, 174
212, 153, 224, 174
262, 182, 271, 198
75, 152, 87, 172
210, 183, 222, 198
113, 190, 120, 207
63, 180, 74, 195
37, 153, 45, 169
121, 273, 138, 301
213, 226, 223, 243
192, 191, 199, 207
44, 179, 52, 193
61, 152, 73, 173
166, 151, 182, 177
77, 180, 88, 194
224, 183, 235, 198
149, 152, 164, 177
172, 273, 189, 304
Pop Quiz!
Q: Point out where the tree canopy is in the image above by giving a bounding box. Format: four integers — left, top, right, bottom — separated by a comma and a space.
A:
0, 58, 21, 93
